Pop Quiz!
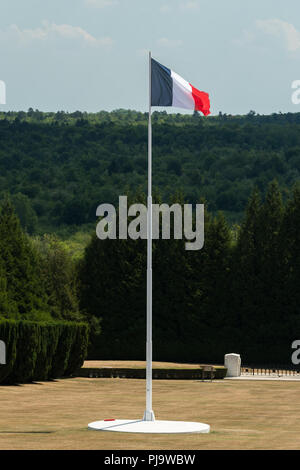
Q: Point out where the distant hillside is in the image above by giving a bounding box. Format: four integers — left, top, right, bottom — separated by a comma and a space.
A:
0, 109, 300, 234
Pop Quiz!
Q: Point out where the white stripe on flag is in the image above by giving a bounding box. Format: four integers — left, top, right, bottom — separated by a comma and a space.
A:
171, 70, 194, 109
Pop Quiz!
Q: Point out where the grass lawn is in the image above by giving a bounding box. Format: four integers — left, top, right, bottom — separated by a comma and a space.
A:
0, 376, 300, 449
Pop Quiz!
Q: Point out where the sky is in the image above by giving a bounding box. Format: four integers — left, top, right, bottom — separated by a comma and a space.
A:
1, 0, 300, 115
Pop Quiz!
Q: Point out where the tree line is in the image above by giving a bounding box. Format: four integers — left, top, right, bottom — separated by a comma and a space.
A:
0, 110, 300, 236
0, 181, 299, 365
0, 108, 299, 365
79, 181, 300, 365
0, 198, 83, 323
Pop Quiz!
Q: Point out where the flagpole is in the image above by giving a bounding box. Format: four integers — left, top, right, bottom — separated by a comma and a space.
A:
143, 51, 155, 422
142, 58, 210, 424
88, 53, 210, 434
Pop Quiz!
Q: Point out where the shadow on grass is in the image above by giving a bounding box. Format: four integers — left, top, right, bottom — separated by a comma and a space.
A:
0, 431, 55, 434
0, 378, 65, 387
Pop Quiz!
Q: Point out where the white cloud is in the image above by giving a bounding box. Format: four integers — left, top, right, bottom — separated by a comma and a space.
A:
0, 22, 113, 47
256, 19, 300, 52
84, 0, 118, 7
157, 37, 183, 48
179, 1, 199, 10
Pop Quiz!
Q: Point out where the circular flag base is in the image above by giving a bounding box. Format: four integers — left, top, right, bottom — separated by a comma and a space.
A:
88, 419, 210, 434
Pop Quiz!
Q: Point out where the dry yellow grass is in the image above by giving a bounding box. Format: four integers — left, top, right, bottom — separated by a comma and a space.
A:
1, 377, 300, 449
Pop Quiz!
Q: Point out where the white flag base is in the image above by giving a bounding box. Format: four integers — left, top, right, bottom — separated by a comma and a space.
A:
88, 418, 210, 434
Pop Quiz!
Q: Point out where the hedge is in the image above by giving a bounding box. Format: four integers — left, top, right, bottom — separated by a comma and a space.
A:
50, 322, 77, 379
0, 319, 89, 384
33, 322, 61, 381
78, 367, 227, 380
64, 323, 90, 376
0, 320, 18, 383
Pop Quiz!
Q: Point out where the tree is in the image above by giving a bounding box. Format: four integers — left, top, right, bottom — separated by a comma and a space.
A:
11, 193, 38, 234
79, 233, 146, 358
0, 198, 49, 319
33, 235, 82, 321
280, 184, 300, 334
232, 188, 262, 360
187, 210, 234, 362
257, 181, 284, 320
0, 261, 17, 318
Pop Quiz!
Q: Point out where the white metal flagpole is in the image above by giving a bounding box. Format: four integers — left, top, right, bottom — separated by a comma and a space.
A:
143, 51, 155, 422
88, 52, 210, 434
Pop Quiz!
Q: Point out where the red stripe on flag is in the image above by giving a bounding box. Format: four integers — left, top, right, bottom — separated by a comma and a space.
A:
190, 84, 211, 116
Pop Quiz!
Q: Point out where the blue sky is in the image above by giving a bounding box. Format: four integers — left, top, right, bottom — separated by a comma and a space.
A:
1, 0, 300, 115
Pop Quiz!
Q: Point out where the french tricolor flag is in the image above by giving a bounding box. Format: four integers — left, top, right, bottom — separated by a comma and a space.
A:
151, 58, 210, 116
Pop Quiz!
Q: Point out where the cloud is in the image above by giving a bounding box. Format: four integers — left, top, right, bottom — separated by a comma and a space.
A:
179, 1, 199, 10
157, 37, 183, 48
84, 0, 118, 7
256, 19, 300, 52
0, 22, 113, 47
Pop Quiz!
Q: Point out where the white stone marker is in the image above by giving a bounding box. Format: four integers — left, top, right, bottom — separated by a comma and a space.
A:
224, 353, 241, 377
0, 340, 5, 365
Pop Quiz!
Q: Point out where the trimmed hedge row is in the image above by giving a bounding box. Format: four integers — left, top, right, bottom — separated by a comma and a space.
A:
0, 319, 89, 384
78, 367, 227, 380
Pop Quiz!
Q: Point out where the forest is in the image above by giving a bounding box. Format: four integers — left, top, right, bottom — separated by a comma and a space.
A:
0, 109, 299, 366
0, 109, 300, 236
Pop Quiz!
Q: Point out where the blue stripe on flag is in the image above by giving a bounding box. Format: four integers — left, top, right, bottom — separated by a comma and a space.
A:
151, 59, 172, 106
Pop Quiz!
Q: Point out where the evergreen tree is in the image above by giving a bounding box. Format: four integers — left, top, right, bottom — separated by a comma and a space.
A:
0, 261, 17, 318
233, 188, 262, 360
0, 198, 49, 320
233, 182, 288, 362
79, 234, 146, 358
280, 184, 300, 335
188, 210, 234, 361
257, 181, 284, 323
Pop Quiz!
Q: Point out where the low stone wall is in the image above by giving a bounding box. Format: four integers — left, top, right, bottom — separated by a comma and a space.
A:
76, 367, 227, 380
